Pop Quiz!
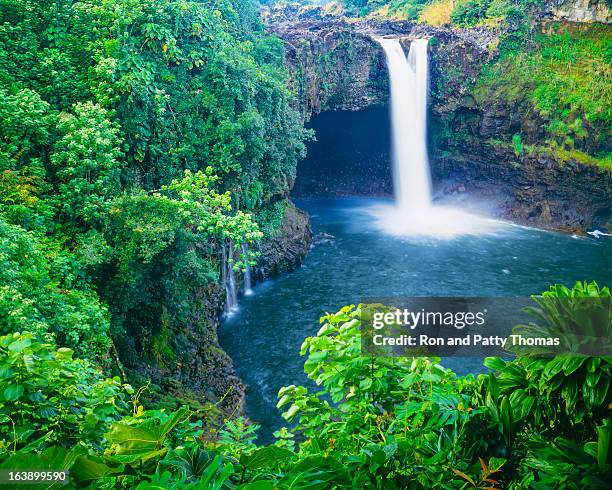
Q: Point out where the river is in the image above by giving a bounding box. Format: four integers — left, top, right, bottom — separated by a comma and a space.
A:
219, 197, 611, 440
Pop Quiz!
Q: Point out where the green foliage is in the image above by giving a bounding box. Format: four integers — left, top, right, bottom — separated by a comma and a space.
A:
103, 169, 261, 366
450, 0, 491, 26
216, 417, 259, 459
51, 102, 122, 229
388, 0, 433, 19
0, 0, 306, 371
341, 0, 537, 23
256, 199, 288, 238
97, 0, 308, 193
512, 133, 523, 157
0, 217, 110, 359
479, 282, 611, 488
278, 305, 490, 488
476, 22, 611, 165
1, 0, 609, 486
0, 88, 54, 231
0, 332, 128, 456
511, 281, 611, 357
448, 0, 540, 26
162, 169, 263, 244
341, 0, 434, 19
0, 283, 610, 487
518, 424, 612, 488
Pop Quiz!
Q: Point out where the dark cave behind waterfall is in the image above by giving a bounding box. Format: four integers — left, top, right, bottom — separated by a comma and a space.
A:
293, 107, 393, 197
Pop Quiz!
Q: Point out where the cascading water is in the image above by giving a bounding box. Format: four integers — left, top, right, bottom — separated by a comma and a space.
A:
222, 241, 238, 314
222, 241, 255, 315
379, 38, 432, 213
369, 37, 499, 238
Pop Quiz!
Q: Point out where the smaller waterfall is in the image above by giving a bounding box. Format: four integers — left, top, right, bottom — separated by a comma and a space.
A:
222, 241, 238, 314
241, 243, 253, 296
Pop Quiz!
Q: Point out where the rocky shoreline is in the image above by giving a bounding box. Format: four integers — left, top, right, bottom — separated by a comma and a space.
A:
130, 199, 312, 418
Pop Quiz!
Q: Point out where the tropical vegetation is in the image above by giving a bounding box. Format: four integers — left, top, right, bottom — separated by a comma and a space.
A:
0, 0, 308, 381
0, 282, 610, 488
1, 0, 610, 487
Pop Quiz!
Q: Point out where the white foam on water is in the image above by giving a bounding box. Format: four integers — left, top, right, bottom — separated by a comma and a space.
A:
365, 202, 504, 238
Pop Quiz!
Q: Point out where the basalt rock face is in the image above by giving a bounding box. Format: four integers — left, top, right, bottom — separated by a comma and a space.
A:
265, 5, 497, 117
269, 5, 611, 232
265, 6, 389, 116
256, 202, 313, 280
433, 144, 612, 233
543, 0, 611, 23
128, 283, 246, 418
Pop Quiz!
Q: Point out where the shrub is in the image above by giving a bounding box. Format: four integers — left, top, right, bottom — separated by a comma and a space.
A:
450, 0, 490, 26
0, 332, 129, 456
512, 133, 523, 157
0, 217, 111, 359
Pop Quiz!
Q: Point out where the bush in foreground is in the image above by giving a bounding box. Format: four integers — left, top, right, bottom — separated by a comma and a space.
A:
0, 282, 610, 488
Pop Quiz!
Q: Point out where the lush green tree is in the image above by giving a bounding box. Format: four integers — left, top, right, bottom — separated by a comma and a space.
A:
0, 217, 111, 359
51, 102, 123, 229
0, 87, 53, 231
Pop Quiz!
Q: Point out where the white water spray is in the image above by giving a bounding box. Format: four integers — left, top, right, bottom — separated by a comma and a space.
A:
370, 37, 500, 238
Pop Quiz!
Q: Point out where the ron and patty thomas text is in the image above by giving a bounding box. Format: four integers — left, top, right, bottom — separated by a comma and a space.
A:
369, 308, 561, 347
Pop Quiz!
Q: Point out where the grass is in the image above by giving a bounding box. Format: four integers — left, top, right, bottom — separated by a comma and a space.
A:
484, 138, 612, 169
545, 145, 612, 169
419, 0, 454, 26
475, 22, 612, 165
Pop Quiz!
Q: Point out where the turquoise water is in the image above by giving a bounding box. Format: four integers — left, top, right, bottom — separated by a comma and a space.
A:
219, 197, 611, 439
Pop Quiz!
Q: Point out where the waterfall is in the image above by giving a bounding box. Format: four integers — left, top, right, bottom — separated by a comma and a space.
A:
241, 242, 253, 296
222, 241, 238, 314
221, 241, 254, 315
378, 37, 432, 214
367, 37, 499, 238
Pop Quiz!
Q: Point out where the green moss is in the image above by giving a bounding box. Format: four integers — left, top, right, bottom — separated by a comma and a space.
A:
475, 23, 612, 160
149, 321, 177, 368
256, 199, 288, 239
543, 145, 612, 169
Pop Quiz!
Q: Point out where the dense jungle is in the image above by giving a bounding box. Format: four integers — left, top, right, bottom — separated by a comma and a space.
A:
0, 0, 610, 488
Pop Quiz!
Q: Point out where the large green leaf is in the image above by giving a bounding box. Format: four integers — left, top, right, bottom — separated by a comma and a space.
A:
500, 395, 514, 451
3, 384, 24, 401
240, 446, 294, 470
70, 455, 124, 482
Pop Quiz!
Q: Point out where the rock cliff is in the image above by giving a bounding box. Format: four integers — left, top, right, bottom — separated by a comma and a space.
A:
130, 201, 311, 418
544, 0, 610, 23
256, 202, 313, 280
267, 4, 611, 233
